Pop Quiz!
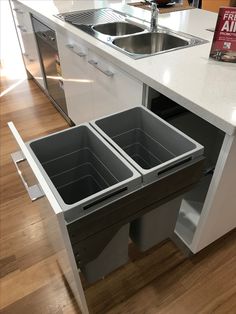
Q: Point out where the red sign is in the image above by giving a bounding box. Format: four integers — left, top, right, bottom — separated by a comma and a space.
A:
210, 7, 236, 63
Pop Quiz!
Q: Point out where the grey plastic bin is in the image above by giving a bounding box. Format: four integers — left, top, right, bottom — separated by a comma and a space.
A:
81, 224, 129, 283
26, 123, 141, 281
91, 106, 203, 185
130, 198, 182, 251
91, 107, 204, 251
27, 123, 141, 218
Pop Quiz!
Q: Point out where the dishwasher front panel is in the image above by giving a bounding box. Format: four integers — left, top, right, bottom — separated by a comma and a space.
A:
32, 16, 68, 115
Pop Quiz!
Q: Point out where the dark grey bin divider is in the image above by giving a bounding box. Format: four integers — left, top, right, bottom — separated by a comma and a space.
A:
130, 197, 182, 252
81, 224, 129, 284
26, 123, 141, 217
91, 106, 204, 185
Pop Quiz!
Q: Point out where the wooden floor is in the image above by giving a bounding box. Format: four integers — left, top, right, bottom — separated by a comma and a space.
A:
0, 1, 236, 311
1, 67, 236, 313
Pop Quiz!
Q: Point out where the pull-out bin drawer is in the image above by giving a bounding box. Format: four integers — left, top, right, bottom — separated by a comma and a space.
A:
8, 122, 141, 283
26, 124, 142, 282
8, 106, 204, 283
91, 107, 204, 251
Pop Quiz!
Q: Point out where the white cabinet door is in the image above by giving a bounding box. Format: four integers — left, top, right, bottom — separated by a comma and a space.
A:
11, 2, 25, 29
57, 32, 93, 125
57, 33, 143, 124
12, 1, 45, 88
87, 50, 143, 119
191, 134, 236, 252
8, 122, 89, 314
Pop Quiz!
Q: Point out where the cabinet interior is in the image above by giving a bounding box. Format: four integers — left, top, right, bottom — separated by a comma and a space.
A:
148, 88, 225, 245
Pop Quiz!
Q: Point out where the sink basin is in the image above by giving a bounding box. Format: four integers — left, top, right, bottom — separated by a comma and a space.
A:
93, 22, 144, 36
56, 8, 208, 59
113, 32, 189, 55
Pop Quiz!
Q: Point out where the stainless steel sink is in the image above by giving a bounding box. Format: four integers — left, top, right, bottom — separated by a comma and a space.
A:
56, 8, 208, 59
93, 22, 144, 36
113, 32, 189, 56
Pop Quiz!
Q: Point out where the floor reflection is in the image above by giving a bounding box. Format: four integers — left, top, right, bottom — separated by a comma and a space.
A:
0, 0, 26, 94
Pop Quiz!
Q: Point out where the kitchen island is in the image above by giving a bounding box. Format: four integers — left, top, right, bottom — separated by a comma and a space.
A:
10, 1, 236, 313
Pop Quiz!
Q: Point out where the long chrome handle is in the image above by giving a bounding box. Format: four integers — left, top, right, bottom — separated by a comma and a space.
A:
88, 59, 114, 77
11, 151, 44, 201
13, 8, 24, 14
66, 44, 86, 57
23, 53, 35, 62
17, 25, 27, 32
23, 52, 35, 62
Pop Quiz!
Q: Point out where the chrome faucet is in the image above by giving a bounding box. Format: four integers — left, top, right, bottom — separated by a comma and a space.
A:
150, 2, 159, 32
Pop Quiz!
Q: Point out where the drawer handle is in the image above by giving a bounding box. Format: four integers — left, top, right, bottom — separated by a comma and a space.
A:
88, 59, 114, 77
13, 8, 24, 14
23, 53, 34, 62
11, 151, 44, 201
49, 36, 55, 42
17, 25, 27, 32
158, 157, 192, 177
83, 187, 127, 210
66, 44, 86, 57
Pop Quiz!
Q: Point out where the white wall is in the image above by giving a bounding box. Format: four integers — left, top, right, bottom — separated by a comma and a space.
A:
0, 0, 25, 79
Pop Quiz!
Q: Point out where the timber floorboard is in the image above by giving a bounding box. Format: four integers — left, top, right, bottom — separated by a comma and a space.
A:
1, 75, 236, 313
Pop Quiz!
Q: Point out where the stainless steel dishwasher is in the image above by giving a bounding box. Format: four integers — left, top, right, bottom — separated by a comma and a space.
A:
32, 16, 68, 115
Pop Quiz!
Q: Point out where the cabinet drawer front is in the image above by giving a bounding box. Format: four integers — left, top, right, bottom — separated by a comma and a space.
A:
57, 32, 93, 124
8, 122, 62, 214
12, 2, 45, 88
57, 33, 89, 79
88, 50, 143, 118
13, 2, 32, 33
7, 121, 89, 312
12, 2, 26, 26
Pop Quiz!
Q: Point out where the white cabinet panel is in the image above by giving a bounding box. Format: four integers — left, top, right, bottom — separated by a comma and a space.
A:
191, 134, 236, 252
12, 1, 45, 88
57, 33, 93, 125
8, 122, 89, 314
57, 31, 143, 125
88, 50, 143, 119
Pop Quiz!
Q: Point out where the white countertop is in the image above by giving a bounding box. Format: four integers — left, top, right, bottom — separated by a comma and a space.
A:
17, 0, 236, 135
